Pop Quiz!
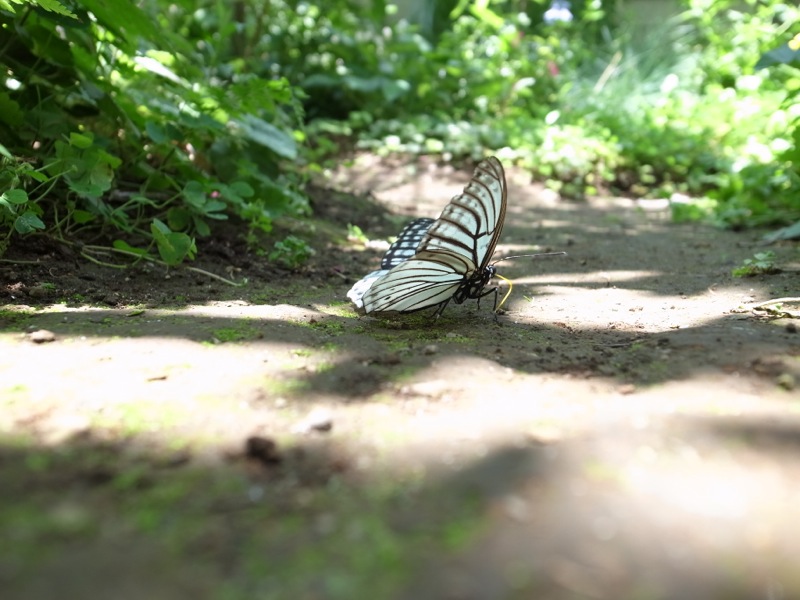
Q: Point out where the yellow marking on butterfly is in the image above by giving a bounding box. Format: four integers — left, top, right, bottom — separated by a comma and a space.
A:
494, 273, 513, 313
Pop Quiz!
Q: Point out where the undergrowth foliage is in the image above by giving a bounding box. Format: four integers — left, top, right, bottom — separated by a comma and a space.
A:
1, 0, 799, 266
0, 0, 309, 267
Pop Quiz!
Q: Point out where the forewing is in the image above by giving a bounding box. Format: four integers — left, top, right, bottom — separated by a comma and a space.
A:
362, 259, 464, 314
418, 157, 507, 271
381, 218, 435, 270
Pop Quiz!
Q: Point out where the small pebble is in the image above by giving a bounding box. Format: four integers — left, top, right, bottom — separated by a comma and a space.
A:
27, 285, 53, 299
245, 436, 282, 465
29, 329, 56, 344
292, 408, 333, 434
776, 373, 795, 391
422, 344, 438, 355
40, 413, 91, 444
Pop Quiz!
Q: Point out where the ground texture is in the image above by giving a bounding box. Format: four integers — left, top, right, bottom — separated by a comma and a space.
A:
2, 155, 799, 600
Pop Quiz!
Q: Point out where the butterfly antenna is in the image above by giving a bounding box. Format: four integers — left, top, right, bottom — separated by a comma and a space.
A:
492, 251, 567, 266
491, 252, 566, 314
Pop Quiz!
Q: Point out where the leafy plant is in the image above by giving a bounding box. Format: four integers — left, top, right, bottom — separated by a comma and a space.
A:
268, 235, 315, 269
347, 224, 369, 245
732, 251, 779, 278
0, 0, 309, 268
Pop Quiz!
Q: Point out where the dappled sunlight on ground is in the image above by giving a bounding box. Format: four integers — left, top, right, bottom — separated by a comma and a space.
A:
2, 158, 799, 599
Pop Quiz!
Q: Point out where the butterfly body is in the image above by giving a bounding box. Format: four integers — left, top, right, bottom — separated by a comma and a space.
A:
348, 157, 507, 317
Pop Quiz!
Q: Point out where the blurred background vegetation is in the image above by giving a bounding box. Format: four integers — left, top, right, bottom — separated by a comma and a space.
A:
1, 0, 798, 267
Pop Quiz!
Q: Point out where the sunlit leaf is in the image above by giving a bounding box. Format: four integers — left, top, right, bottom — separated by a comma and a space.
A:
1, 189, 29, 205
79, 0, 160, 48
69, 132, 94, 149
756, 44, 800, 70
133, 56, 186, 85
233, 115, 297, 159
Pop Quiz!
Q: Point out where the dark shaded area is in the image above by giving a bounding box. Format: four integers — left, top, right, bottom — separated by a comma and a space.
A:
5, 411, 800, 600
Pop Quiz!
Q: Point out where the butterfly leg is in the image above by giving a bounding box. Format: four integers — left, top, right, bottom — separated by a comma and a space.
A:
474, 285, 498, 310
490, 288, 503, 324
432, 298, 452, 319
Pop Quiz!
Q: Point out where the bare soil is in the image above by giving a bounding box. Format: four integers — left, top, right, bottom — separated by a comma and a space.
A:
1, 154, 799, 600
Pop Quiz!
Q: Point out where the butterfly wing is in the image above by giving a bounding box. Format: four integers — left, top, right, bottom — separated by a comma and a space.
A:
381, 218, 435, 270
350, 157, 508, 316
361, 258, 463, 314
347, 269, 388, 310
418, 157, 507, 273
347, 218, 435, 311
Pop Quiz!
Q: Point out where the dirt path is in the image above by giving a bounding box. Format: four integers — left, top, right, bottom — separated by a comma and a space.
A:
1, 156, 799, 600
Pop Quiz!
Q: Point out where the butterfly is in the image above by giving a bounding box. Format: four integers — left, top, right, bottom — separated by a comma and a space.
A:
347, 156, 508, 317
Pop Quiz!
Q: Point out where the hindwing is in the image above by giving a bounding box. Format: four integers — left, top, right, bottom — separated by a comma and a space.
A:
381, 218, 435, 270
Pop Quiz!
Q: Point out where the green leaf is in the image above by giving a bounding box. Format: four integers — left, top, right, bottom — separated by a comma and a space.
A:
55, 142, 121, 199
756, 44, 800, 70
151, 218, 170, 235
3, 0, 77, 18
234, 115, 297, 159
230, 181, 255, 197
381, 79, 410, 103
0, 142, 11, 160
193, 216, 211, 237
0, 93, 24, 126
37, 0, 76, 17
112, 240, 149, 256
145, 121, 181, 144
2, 189, 29, 205
762, 221, 800, 244
69, 132, 94, 149
27, 171, 50, 183
14, 212, 46, 234
150, 220, 196, 265
71, 210, 96, 224
167, 207, 192, 231
469, 0, 505, 30
78, 0, 161, 49
182, 181, 206, 209
133, 56, 186, 85
203, 200, 226, 214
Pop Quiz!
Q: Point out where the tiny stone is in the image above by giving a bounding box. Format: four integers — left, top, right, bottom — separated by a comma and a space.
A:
245, 436, 281, 465
776, 373, 795, 391
404, 379, 449, 398
27, 285, 52, 299
786, 322, 797, 334
29, 329, 56, 343
41, 413, 91, 444
292, 408, 333, 434
423, 344, 438, 355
